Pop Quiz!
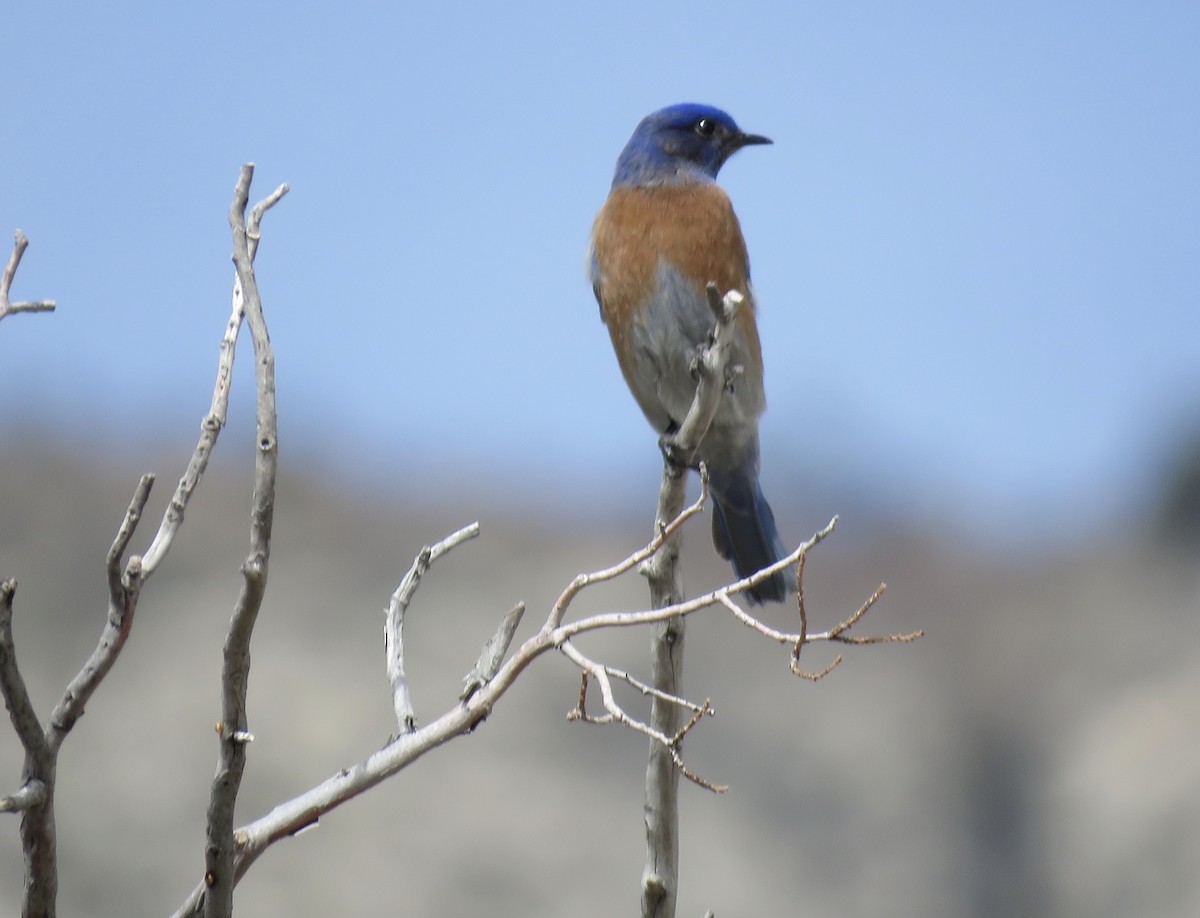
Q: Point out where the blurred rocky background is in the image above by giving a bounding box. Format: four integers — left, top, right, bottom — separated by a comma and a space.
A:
1, 419, 1197, 917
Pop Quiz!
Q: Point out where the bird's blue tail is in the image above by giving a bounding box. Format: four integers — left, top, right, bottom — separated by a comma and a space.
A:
708, 467, 790, 604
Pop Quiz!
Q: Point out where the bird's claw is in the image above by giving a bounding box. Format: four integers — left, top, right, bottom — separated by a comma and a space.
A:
657, 435, 690, 472
724, 362, 744, 394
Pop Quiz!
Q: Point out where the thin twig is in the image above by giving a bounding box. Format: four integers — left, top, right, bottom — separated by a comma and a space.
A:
384, 522, 481, 732
828, 583, 889, 639
547, 482, 707, 630
712, 567, 921, 678
561, 642, 726, 793
140, 182, 287, 576
105, 475, 155, 586
566, 654, 711, 724
0, 581, 46, 759
554, 516, 838, 640
0, 230, 56, 321
46, 477, 156, 750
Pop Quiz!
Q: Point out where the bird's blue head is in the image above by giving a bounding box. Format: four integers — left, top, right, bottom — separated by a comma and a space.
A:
610, 103, 771, 188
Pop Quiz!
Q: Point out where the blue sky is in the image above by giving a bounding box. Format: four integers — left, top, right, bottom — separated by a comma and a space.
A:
2, 1, 1197, 541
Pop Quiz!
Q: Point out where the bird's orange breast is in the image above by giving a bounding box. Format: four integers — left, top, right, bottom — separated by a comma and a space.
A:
590, 181, 762, 379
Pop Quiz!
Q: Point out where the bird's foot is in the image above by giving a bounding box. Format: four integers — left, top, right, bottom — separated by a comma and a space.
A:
657, 434, 691, 474
724, 362, 744, 394
687, 339, 712, 380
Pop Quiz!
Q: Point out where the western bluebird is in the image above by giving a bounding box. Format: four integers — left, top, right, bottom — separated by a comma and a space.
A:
588, 103, 789, 603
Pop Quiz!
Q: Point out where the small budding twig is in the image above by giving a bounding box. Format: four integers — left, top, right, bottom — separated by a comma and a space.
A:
565, 649, 725, 794
792, 570, 922, 681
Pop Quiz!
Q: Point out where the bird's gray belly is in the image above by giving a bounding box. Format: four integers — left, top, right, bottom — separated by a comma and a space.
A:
628, 261, 763, 469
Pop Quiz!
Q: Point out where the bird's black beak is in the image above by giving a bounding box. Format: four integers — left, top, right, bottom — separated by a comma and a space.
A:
734, 131, 773, 149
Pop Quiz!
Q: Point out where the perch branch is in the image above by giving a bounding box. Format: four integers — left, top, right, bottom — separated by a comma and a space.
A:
641, 283, 745, 918
172, 495, 912, 916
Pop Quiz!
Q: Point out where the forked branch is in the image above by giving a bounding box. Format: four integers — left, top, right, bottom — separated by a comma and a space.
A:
172, 476, 917, 915
0, 230, 56, 321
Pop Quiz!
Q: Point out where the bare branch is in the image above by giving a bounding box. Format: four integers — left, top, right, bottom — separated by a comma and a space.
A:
248, 183, 290, 242
173, 499, 720, 913
715, 594, 796, 643
792, 653, 845, 682
203, 164, 284, 918
563, 643, 724, 793
553, 517, 837, 640
547, 482, 707, 630
171, 495, 915, 917
576, 663, 712, 718
2, 172, 288, 917
3, 576, 56, 918
0, 230, 56, 321
140, 181, 286, 577
46, 478, 158, 750
705, 550, 922, 678
659, 285, 745, 467
0, 580, 46, 760
105, 475, 155, 584
27, 165, 289, 798
639, 283, 745, 918
385, 522, 482, 732
826, 582, 889, 639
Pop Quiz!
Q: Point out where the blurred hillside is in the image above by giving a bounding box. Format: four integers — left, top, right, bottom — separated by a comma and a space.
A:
0, 435, 1198, 917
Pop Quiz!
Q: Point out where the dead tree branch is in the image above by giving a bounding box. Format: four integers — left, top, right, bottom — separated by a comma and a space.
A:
564, 644, 723, 793
0, 169, 287, 918
640, 283, 745, 918
0, 230, 56, 321
0, 581, 46, 764
386, 522, 482, 734
202, 164, 286, 918
172, 496, 904, 915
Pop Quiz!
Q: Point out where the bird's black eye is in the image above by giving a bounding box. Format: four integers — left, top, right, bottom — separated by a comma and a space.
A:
695, 118, 716, 138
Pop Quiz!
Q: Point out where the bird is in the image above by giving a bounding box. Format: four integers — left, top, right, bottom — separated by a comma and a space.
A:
588, 103, 790, 603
